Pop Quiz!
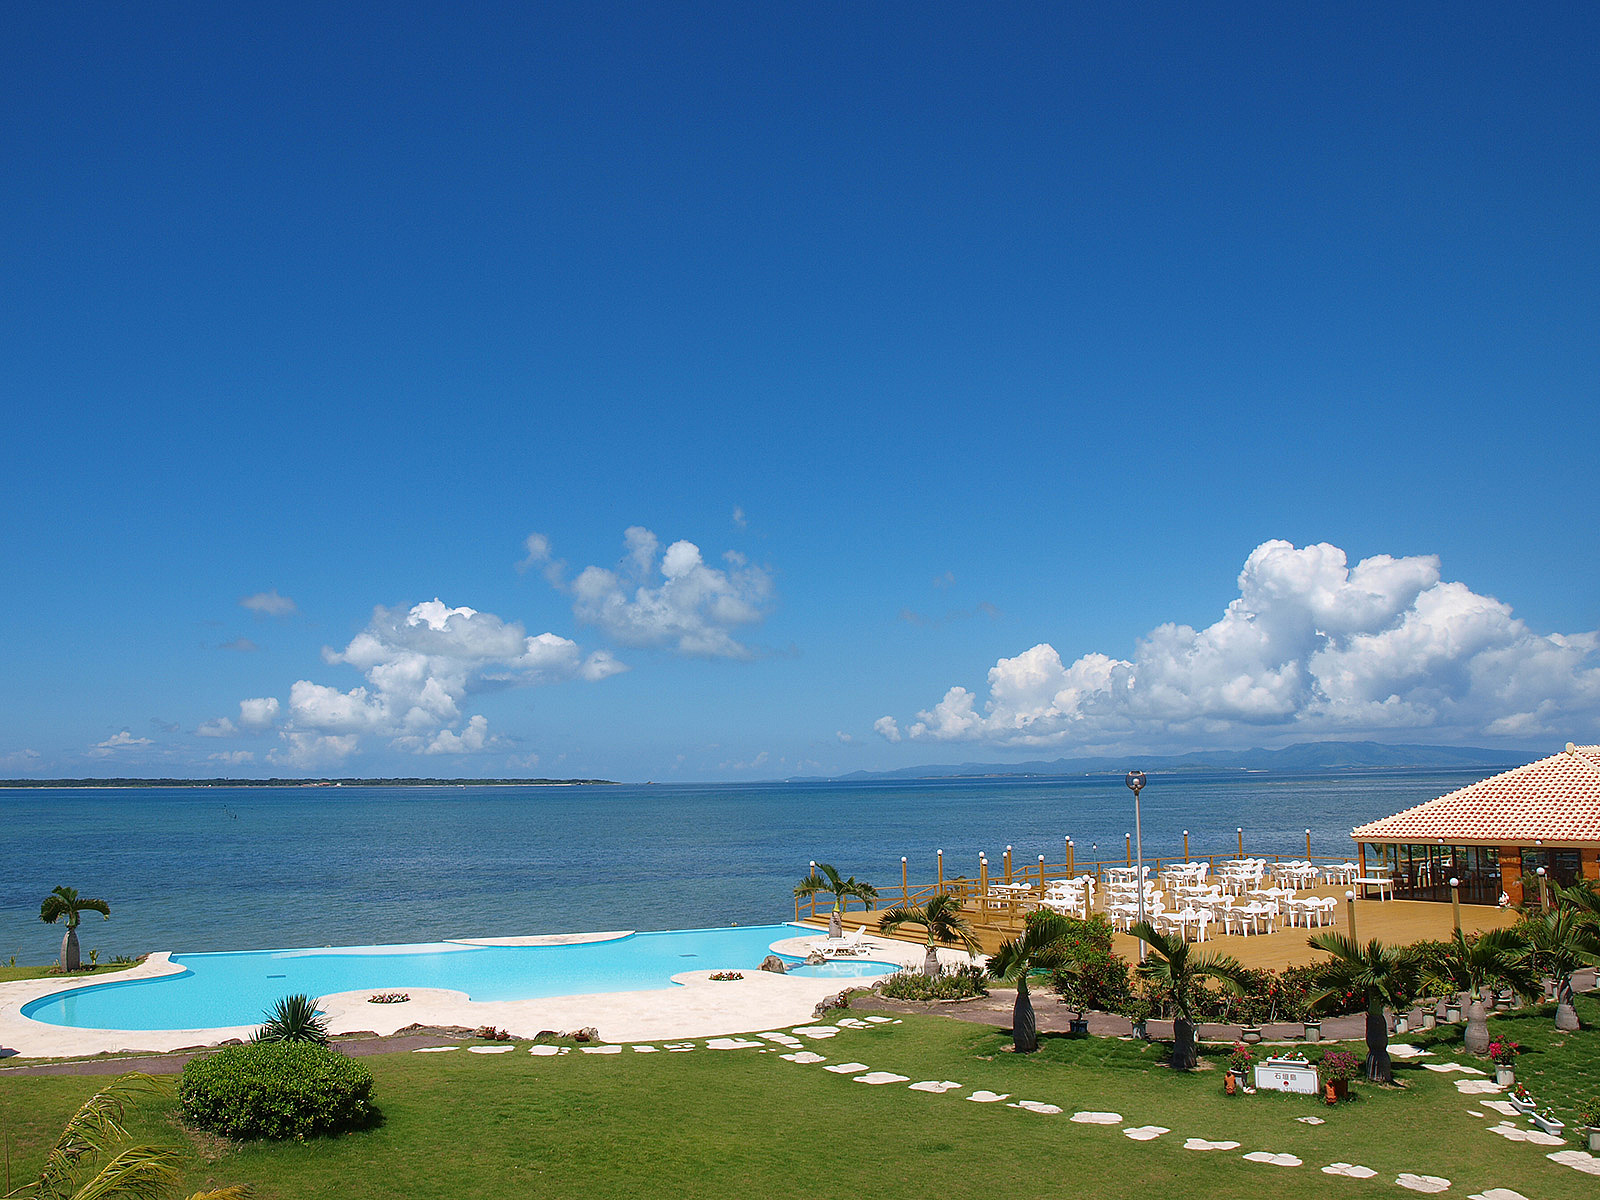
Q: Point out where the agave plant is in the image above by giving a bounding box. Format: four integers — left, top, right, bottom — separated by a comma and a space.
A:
6, 1071, 249, 1200
877, 892, 980, 977
253, 994, 330, 1046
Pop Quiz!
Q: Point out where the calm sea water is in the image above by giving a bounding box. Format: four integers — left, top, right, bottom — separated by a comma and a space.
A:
0, 770, 1501, 962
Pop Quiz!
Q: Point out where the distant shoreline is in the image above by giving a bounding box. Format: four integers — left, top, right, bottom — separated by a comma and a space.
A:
0, 777, 619, 789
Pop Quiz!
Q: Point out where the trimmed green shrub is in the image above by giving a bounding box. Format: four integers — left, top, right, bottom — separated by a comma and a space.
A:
178, 1041, 378, 1140
878, 964, 988, 1000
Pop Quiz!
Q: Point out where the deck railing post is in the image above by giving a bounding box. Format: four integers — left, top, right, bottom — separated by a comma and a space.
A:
1237, 827, 1245, 859
979, 855, 989, 921
1066, 837, 1074, 877
1004, 846, 1012, 884
937, 850, 944, 893
1183, 830, 1189, 860
901, 857, 908, 905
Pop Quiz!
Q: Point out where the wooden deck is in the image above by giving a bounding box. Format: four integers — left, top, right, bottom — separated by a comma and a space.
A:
805, 890, 1517, 971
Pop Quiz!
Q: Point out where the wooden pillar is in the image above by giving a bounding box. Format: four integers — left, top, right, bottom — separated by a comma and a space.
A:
1497, 846, 1523, 906
1126, 832, 1132, 867
901, 856, 908, 905
1066, 838, 1074, 876
1004, 846, 1013, 883
937, 850, 944, 892
1182, 829, 1189, 860
1237, 827, 1244, 859
1305, 829, 1312, 859
1038, 855, 1046, 897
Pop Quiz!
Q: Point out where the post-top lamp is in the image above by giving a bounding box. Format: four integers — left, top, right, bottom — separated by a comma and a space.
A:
1126, 770, 1148, 960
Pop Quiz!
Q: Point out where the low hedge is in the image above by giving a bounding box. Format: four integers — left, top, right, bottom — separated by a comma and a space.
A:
178, 1041, 378, 1140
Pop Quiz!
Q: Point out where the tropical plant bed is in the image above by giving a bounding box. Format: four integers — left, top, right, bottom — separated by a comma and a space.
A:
2, 1013, 1598, 1199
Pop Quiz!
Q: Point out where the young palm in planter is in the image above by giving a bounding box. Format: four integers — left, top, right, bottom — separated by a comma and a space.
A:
1128, 921, 1250, 1071
1306, 933, 1420, 1084
987, 910, 1075, 1053
1423, 927, 1537, 1055
877, 891, 981, 977
1522, 898, 1600, 1032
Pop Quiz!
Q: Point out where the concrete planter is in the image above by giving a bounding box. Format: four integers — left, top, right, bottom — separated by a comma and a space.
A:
1392, 1014, 1409, 1035
1240, 1026, 1262, 1044
1421, 1011, 1437, 1029
1531, 1112, 1565, 1137
1495, 1066, 1515, 1086
1585, 1126, 1600, 1153
1444, 1001, 1462, 1023
1302, 1020, 1322, 1043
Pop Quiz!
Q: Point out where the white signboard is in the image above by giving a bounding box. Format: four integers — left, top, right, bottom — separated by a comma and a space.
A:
1254, 1057, 1320, 1095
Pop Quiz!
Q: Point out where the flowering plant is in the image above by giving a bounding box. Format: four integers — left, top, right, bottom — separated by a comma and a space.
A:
1509, 1083, 1534, 1103
1578, 1097, 1600, 1128
1320, 1049, 1359, 1083
1487, 1037, 1521, 1066
1228, 1042, 1254, 1073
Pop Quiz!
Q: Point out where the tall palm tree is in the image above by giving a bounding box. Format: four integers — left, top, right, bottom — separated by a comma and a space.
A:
1128, 921, 1250, 1070
877, 892, 980, 977
38, 886, 110, 973
795, 864, 879, 935
7, 1071, 249, 1200
1521, 905, 1600, 1032
1425, 927, 1537, 1054
1306, 933, 1421, 1084
987, 911, 1076, 1053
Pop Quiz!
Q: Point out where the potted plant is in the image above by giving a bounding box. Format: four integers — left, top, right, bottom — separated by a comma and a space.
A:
1320, 1049, 1358, 1104
1444, 994, 1463, 1023
1239, 1024, 1263, 1044
1487, 1037, 1520, 1086
1576, 1097, 1600, 1153
1507, 1083, 1537, 1114
1122, 992, 1153, 1041
1226, 1042, 1253, 1094
1302, 1017, 1323, 1043
1532, 1109, 1566, 1137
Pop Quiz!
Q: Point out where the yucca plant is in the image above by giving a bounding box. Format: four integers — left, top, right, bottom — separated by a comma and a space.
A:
253, 994, 330, 1046
3, 1071, 249, 1200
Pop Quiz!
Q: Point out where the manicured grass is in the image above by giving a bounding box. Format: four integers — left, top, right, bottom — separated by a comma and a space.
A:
2, 1006, 1597, 1199
0, 962, 136, 982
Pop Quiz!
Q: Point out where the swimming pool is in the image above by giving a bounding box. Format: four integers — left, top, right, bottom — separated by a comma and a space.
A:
20, 924, 899, 1031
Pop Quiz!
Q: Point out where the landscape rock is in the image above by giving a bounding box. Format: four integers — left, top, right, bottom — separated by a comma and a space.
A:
759, 955, 788, 974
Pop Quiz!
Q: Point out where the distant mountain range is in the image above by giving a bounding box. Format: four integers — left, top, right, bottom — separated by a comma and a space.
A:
790, 741, 1533, 783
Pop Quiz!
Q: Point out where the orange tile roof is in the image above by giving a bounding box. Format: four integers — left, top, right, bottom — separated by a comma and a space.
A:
1352, 743, 1600, 845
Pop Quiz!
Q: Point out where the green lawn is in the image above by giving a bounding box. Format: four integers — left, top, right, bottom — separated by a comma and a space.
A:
0, 962, 136, 983
2, 1000, 1597, 1199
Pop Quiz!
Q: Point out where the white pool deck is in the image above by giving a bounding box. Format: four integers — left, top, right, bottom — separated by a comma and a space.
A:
0, 930, 969, 1060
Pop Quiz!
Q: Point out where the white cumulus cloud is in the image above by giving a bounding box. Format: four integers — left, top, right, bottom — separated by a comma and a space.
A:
889, 540, 1600, 748
196, 717, 237, 738
238, 697, 281, 731
565, 526, 773, 658
874, 716, 903, 743
240, 590, 297, 617
88, 730, 154, 758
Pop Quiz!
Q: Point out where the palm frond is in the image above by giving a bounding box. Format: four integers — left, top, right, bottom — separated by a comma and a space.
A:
65, 1144, 181, 1200
183, 1188, 254, 1199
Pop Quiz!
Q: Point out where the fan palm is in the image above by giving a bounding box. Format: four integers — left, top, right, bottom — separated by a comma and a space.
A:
877, 892, 980, 977
1425, 927, 1537, 1054
1306, 933, 1421, 1083
987, 911, 1077, 1053
4, 1071, 249, 1200
253, 994, 330, 1046
1128, 922, 1250, 1070
1521, 905, 1600, 1031
39, 886, 111, 973
795, 864, 878, 934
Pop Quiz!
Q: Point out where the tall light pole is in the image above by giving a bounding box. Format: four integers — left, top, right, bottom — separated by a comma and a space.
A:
1126, 770, 1147, 961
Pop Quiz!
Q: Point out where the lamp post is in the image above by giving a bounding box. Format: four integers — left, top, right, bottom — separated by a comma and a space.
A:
1182, 829, 1189, 860
936, 849, 944, 893
1305, 828, 1312, 860
1126, 770, 1147, 961
1536, 866, 1549, 911
901, 856, 908, 905
1346, 889, 1358, 941
1237, 827, 1245, 859
1449, 877, 1461, 935
1004, 845, 1013, 884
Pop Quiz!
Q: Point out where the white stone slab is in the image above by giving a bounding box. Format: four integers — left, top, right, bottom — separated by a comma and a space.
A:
1468, 1190, 1530, 1200
705, 1037, 764, 1050
854, 1071, 909, 1084
1396, 1173, 1451, 1193
1071, 1111, 1122, 1124
1455, 1080, 1502, 1094
469, 1045, 515, 1054
579, 1044, 621, 1054
1480, 1100, 1520, 1116
1296, 1116, 1326, 1125
1388, 1044, 1433, 1058
412, 1045, 458, 1052
1124, 1125, 1169, 1141
967, 1090, 1010, 1102
1243, 1152, 1302, 1167
823, 1062, 869, 1074
1184, 1139, 1240, 1151
909, 1080, 963, 1093
528, 1044, 561, 1056
1426, 1062, 1486, 1075
630, 1045, 658, 1052
1322, 1163, 1377, 1178
664, 1042, 695, 1052
793, 1025, 839, 1038
1487, 1122, 1564, 1146
1546, 1150, 1600, 1176
780, 1051, 826, 1064
864, 1015, 893, 1023
1009, 1100, 1062, 1114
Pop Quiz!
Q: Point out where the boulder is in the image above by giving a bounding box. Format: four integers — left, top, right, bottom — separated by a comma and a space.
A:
569, 1026, 599, 1043
759, 955, 788, 974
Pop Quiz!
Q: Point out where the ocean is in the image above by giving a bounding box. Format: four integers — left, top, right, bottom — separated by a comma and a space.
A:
0, 769, 1499, 962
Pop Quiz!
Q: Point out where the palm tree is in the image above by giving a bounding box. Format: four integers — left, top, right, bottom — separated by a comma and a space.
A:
38, 887, 110, 973
1425, 927, 1537, 1054
987, 911, 1077, 1053
877, 892, 980, 977
1128, 921, 1250, 1070
1521, 905, 1600, 1032
1306, 933, 1421, 1083
253, 994, 330, 1046
6, 1071, 249, 1200
795, 864, 879, 936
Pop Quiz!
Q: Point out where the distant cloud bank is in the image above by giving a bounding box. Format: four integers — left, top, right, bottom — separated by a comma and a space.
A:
878, 540, 1600, 748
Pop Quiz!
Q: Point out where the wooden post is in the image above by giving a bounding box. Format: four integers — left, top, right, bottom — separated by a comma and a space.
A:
1182, 829, 1189, 860
1450, 877, 1461, 934
937, 850, 944, 893
1305, 829, 1312, 859
1066, 838, 1074, 876
1004, 846, 1013, 884
1346, 891, 1357, 941
1038, 855, 1046, 898
901, 857, 908, 905
1126, 832, 1132, 867
1537, 867, 1549, 911
979, 855, 989, 921
1237, 827, 1244, 859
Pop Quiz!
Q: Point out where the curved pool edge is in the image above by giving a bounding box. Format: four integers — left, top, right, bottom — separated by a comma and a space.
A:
0, 926, 956, 1059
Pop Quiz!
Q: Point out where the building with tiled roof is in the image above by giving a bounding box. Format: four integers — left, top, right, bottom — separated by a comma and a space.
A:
1352, 743, 1600, 904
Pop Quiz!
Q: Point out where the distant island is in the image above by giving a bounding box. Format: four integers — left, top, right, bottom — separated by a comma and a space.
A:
789, 740, 1533, 783
0, 777, 618, 789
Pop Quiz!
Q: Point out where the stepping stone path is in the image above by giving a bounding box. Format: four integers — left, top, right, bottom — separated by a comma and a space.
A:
793, 1026, 838, 1039
780, 1051, 826, 1064
1184, 1139, 1240, 1152
1469, 1190, 1530, 1199
469, 1045, 516, 1054
1454, 1080, 1502, 1095
631, 1045, 658, 1053
1295, 1116, 1325, 1125
1546, 1150, 1600, 1176
1242, 1152, 1302, 1167
966, 1090, 1010, 1103
823, 1062, 869, 1074
1426, 1063, 1486, 1075
909, 1081, 963, 1093
1322, 1164, 1377, 1178
413, 1045, 457, 1053
1009, 1101, 1062, 1115
705, 1037, 764, 1050
1123, 1125, 1169, 1141
1486, 1122, 1563, 1146
853, 1071, 909, 1085
1071, 1112, 1122, 1124
580, 1045, 621, 1054
1395, 1173, 1451, 1193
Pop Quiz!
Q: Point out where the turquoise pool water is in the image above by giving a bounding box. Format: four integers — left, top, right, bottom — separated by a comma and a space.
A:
21, 924, 897, 1031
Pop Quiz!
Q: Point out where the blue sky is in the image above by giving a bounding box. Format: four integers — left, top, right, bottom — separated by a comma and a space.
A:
4, 2, 1597, 781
